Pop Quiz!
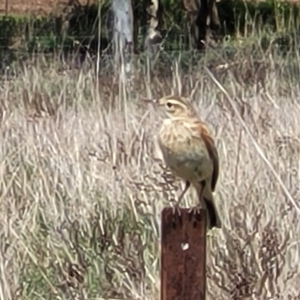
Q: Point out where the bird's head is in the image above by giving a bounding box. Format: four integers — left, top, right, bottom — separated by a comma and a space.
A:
144, 95, 198, 119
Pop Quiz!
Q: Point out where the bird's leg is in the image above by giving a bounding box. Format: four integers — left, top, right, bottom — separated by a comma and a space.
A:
172, 181, 191, 216
189, 180, 206, 215
177, 180, 191, 206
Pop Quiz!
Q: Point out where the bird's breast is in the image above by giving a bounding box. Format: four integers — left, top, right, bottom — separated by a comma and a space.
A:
158, 119, 213, 182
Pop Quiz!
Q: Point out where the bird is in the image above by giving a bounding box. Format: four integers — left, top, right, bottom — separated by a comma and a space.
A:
144, 95, 222, 229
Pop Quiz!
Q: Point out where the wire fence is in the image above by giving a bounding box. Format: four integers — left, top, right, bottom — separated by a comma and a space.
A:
0, 0, 299, 79
0, 0, 299, 55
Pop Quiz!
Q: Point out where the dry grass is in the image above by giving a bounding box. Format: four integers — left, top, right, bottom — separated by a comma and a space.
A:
0, 45, 300, 300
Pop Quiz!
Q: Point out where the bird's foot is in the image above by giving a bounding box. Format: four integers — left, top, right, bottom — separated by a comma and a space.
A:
172, 202, 182, 216
188, 204, 202, 216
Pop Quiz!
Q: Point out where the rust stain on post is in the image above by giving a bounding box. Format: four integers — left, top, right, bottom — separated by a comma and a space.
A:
160, 208, 207, 300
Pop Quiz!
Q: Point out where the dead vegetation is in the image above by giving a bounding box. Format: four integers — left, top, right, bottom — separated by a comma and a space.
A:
0, 47, 300, 300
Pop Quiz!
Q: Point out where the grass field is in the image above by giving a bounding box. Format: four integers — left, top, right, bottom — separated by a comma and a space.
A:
0, 36, 300, 299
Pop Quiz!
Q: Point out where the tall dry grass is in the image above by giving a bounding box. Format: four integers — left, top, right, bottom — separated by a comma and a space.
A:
0, 44, 300, 300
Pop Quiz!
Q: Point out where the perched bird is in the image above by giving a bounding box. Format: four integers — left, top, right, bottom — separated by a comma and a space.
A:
145, 95, 221, 229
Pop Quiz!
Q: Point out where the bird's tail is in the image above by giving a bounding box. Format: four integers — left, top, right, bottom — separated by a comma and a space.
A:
197, 184, 222, 229
202, 196, 222, 229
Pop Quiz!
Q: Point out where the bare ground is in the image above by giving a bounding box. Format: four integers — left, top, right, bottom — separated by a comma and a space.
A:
0, 0, 93, 16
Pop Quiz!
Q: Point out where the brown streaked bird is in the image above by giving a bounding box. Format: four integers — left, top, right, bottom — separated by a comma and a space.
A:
145, 95, 221, 229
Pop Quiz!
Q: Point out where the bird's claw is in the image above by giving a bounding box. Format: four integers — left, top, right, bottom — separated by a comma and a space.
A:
172, 203, 181, 216
188, 205, 202, 216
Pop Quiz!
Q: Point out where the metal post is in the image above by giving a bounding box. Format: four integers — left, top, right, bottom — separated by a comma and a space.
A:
161, 207, 207, 300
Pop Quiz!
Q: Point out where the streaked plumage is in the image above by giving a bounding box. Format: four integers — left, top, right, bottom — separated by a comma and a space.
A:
146, 95, 221, 229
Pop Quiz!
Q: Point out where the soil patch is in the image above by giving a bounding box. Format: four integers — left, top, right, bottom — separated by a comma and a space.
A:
0, 0, 93, 16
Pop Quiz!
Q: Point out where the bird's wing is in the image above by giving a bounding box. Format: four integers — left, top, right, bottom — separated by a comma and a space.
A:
192, 121, 219, 191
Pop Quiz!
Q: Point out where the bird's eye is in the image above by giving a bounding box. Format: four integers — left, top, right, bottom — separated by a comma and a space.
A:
166, 102, 173, 108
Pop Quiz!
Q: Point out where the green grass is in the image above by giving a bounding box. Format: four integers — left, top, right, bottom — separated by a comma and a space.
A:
0, 13, 27, 19
0, 0, 300, 54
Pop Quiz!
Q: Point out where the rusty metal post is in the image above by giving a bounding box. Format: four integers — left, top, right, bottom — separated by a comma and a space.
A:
161, 207, 207, 300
